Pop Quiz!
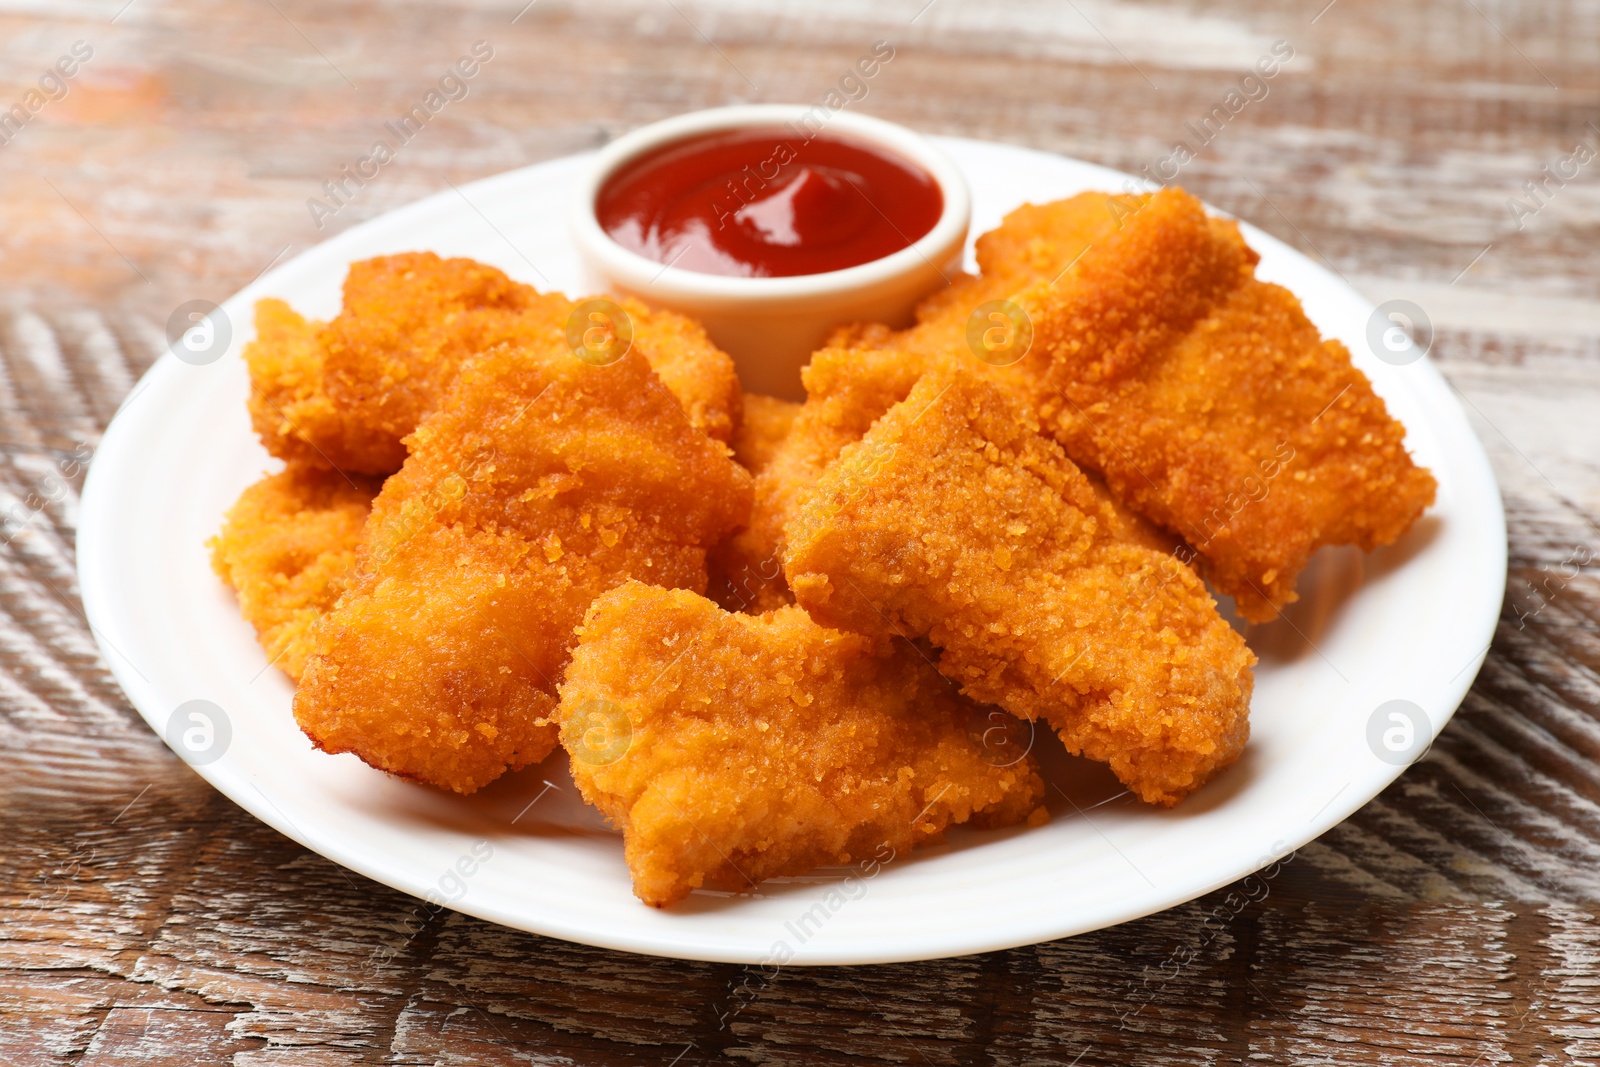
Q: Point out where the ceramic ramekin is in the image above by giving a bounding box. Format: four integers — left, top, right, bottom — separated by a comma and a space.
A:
569, 105, 971, 399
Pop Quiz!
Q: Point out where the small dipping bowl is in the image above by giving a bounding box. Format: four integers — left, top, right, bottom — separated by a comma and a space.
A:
569, 105, 971, 399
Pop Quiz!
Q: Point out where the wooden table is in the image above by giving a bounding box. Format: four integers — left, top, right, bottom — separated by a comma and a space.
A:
4, 1, 1598, 1063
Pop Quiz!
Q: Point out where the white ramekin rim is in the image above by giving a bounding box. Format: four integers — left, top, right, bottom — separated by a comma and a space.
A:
568, 104, 972, 308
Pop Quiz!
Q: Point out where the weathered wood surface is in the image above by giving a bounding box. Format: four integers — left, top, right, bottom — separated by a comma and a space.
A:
3, 0, 1599, 1063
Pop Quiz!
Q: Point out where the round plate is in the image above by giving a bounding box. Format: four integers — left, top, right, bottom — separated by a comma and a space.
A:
76, 137, 1505, 965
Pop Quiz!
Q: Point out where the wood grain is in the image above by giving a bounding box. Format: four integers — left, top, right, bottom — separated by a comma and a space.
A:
3, 0, 1599, 1063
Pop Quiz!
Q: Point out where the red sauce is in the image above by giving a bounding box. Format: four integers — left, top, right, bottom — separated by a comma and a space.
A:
596, 129, 943, 278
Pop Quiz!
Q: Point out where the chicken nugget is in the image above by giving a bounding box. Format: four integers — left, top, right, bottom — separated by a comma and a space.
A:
247, 254, 542, 473
246, 253, 740, 475
293, 338, 753, 794
208, 463, 380, 681
558, 582, 1046, 907
735, 344, 939, 576
243, 299, 367, 473
1019, 194, 1436, 618
786, 370, 1254, 806
953, 188, 1435, 619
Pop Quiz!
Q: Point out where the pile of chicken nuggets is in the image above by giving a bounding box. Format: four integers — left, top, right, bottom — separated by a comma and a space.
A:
210, 188, 1436, 907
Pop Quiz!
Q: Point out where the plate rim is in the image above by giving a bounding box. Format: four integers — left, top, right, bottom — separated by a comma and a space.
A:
75, 135, 1507, 965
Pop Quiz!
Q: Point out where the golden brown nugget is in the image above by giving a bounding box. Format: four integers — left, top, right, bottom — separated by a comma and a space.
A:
977, 189, 1433, 619
737, 345, 938, 578
558, 582, 1046, 907
786, 371, 1254, 806
850, 190, 1127, 365
1022, 218, 1438, 619
294, 339, 753, 794
246, 253, 740, 475
245, 298, 380, 473
247, 254, 545, 473
707, 393, 803, 613
208, 464, 380, 681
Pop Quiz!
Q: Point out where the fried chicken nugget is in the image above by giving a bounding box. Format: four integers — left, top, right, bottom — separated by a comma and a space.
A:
786, 370, 1254, 806
244, 298, 378, 472
247, 254, 543, 473
246, 253, 740, 475
707, 393, 803, 613
558, 582, 1046, 907
1016, 192, 1436, 619
734, 344, 936, 582
208, 463, 380, 681
293, 339, 753, 794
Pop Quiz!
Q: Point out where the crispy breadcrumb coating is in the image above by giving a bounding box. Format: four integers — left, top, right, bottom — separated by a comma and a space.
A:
729, 393, 801, 473
786, 370, 1254, 806
293, 339, 753, 794
852, 191, 1125, 367
243, 299, 371, 473
1015, 192, 1436, 619
558, 582, 1046, 906
624, 298, 743, 446
707, 393, 803, 613
743, 337, 1173, 573
245, 253, 740, 475
743, 194, 1131, 570
208, 464, 379, 681
771, 189, 1435, 621
247, 254, 542, 473
737, 344, 935, 579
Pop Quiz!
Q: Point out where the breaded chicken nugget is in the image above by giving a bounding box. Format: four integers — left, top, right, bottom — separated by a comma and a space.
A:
1017, 192, 1436, 619
558, 582, 1046, 907
247, 254, 543, 473
294, 339, 753, 794
246, 253, 740, 475
243, 299, 374, 473
208, 463, 380, 681
707, 393, 803, 613
786, 370, 1254, 806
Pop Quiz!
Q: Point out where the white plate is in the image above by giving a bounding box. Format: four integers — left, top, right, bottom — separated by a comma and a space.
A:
76, 138, 1505, 966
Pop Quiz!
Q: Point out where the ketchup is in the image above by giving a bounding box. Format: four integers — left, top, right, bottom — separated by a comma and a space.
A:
596, 129, 943, 278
